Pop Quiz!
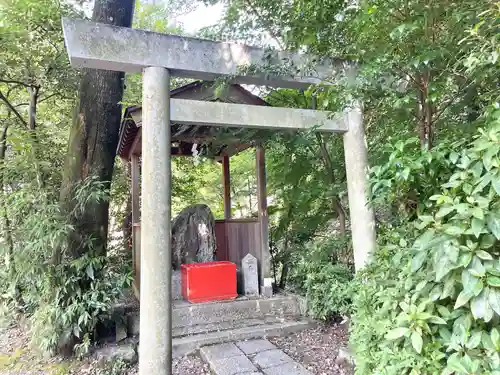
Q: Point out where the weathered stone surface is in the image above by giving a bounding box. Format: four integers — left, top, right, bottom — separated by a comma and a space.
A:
171, 204, 216, 269
335, 346, 355, 367
95, 343, 138, 364
172, 270, 182, 300
252, 349, 292, 369
262, 362, 311, 375
242, 254, 259, 296
343, 103, 376, 271
138, 67, 172, 375
207, 356, 258, 375
173, 320, 313, 358
236, 339, 276, 355
115, 321, 128, 342
62, 18, 348, 89
262, 278, 273, 297
200, 343, 243, 360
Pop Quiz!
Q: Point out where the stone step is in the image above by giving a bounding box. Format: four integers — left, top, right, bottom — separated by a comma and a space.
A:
172, 319, 314, 358
127, 296, 302, 336
173, 316, 290, 338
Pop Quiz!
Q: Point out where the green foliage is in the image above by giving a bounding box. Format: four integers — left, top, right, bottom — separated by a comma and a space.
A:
1, 175, 131, 356
352, 107, 500, 375
370, 137, 460, 221
288, 237, 354, 320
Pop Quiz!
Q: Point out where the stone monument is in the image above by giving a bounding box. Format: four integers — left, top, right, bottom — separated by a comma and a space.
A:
242, 254, 259, 296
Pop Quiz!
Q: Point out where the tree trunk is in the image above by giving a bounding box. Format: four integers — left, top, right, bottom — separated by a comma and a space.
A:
416, 71, 434, 150
58, 0, 135, 261
315, 133, 347, 234
0, 122, 14, 272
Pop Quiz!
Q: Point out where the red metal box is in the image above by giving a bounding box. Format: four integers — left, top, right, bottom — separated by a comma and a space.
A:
181, 261, 238, 303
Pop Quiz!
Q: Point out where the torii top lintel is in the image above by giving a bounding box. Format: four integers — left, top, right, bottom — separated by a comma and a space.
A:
61, 18, 353, 90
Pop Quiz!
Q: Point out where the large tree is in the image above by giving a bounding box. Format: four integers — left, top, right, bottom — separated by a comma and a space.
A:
59, 0, 135, 261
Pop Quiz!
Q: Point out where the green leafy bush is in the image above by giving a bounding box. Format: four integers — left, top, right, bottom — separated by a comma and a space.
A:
351, 108, 500, 375
0, 177, 131, 356
288, 237, 354, 320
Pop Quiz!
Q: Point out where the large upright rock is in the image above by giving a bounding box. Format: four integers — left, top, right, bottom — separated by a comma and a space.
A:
171, 204, 216, 269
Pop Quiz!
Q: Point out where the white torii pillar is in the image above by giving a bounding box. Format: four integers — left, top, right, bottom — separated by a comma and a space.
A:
61, 18, 376, 375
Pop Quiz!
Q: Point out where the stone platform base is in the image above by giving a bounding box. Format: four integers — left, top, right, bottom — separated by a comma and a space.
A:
111, 294, 313, 358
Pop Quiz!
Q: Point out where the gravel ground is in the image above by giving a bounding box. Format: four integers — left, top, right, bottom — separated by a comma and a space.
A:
270, 322, 354, 375
0, 325, 209, 375
124, 356, 210, 375
1, 320, 353, 375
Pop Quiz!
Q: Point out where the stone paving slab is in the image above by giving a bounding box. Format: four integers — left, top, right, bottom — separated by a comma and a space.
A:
251, 349, 293, 369
236, 339, 277, 355
262, 362, 311, 375
208, 355, 259, 375
200, 342, 243, 360
201, 339, 312, 375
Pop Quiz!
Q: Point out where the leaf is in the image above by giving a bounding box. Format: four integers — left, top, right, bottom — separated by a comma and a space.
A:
437, 305, 451, 318
411, 251, 426, 272
436, 258, 454, 282
430, 284, 442, 301
411, 331, 423, 353
486, 275, 500, 287
472, 207, 485, 220
471, 290, 492, 320
462, 269, 483, 296
475, 250, 493, 260
471, 218, 484, 237
492, 173, 500, 195
488, 287, 500, 316
483, 144, 499, 170
454, 290, 473, 309
444, 225, 464, 236
386, 327, 409, 340
86, 264, 94, 280
480, 234, 496, 249
447, 353, 468, 374
450, 151, 459, 164
471, 161, 483, 178
436, 205, 454, 219
428, 315, 447, 325
465, 331, 482, 349
486, 212, 500, 239
468, 256, 485, 277
458, 251, 472, 267
441, 277, 455, 299
482, 331, 496, 351
491, 328, 500, 348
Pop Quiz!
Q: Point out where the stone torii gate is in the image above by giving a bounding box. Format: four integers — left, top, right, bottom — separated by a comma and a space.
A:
61, 18, 376, 375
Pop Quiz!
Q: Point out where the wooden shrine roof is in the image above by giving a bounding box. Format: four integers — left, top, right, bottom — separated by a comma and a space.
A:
117, 81, 270, 159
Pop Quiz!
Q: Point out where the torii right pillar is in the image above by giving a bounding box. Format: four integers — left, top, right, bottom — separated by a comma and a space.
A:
343, 103, 376, 271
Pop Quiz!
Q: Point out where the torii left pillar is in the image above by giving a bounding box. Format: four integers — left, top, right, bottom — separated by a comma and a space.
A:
139, 67, 173, 375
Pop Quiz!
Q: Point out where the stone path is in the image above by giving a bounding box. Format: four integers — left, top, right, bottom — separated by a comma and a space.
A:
200, 339, 311, 375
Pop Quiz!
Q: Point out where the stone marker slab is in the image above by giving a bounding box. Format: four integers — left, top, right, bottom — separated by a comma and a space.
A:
242, 254, 259, 296
262, 362, 311, 375
200, 343, 243, 360
209, 355, 258, 375
236, 339, 276, 355
252, 349, 293, 369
